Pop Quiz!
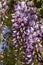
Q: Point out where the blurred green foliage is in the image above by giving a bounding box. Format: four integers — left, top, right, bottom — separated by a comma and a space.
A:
33, 0, 43, 8
4, 14, 12, 29
41, 52, 43, 60
33, 0, 43, 17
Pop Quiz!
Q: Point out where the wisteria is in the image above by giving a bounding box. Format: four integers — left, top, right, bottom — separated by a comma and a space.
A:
0, 0, 43, 65
0, 0, 8, 38
0, 0, 8, 21
12, 1, 43, 65
2, 26, 9, 52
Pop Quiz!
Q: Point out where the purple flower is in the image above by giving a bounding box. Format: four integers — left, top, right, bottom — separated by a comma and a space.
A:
12, 1, 43, 65
0, 0, 8, 21
2, 26, 9, 52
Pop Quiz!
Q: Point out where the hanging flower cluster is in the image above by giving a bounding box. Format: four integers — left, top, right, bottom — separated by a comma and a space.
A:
12, 1, 43, 65
0, 0, 9, 53
2, 26, 9, 53
0, 0, 8, 21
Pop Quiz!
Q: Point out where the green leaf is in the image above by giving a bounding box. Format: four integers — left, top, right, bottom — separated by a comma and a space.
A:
4, 13, 12, 29
41, 52, 43, 60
